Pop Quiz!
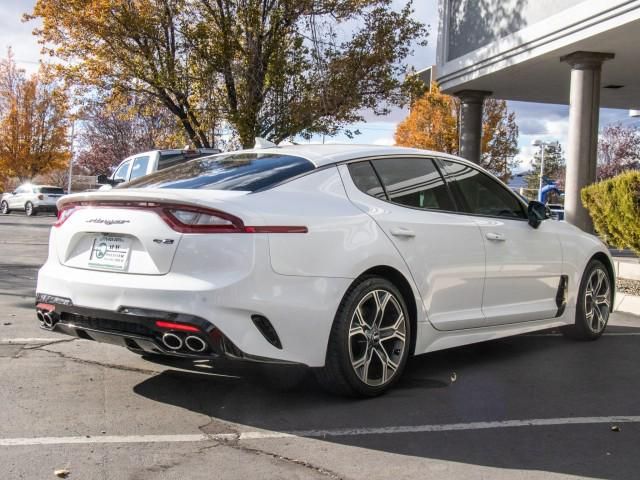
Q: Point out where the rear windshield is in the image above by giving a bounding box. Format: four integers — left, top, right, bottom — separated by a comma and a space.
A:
39, 187, 65, 194
122, 153, 314, 192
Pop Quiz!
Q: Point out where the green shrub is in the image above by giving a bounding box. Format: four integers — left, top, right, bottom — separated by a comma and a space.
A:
581, 171, 640, 253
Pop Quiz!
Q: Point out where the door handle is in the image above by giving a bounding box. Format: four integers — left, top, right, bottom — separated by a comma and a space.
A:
486, 232, 506, 241
390, 227, 416, 238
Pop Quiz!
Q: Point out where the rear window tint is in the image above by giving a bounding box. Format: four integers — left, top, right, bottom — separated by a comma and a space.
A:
39, 187, 65, 194
347, 161, 386, 199
122, 153, 314, 192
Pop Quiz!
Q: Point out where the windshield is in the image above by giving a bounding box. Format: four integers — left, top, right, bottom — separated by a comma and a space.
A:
39, 187, 65, 194
122, 153, 315, 192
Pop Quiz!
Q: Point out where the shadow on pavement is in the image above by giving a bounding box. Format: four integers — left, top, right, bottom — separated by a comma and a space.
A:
134, 329, 640, 479
0, 265, 39, 297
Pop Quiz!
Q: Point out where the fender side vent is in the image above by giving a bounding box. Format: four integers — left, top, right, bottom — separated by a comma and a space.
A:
251, 315, 283, 349
556, 275, 569, 317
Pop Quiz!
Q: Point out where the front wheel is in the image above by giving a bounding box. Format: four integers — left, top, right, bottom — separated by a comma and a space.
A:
25, 202, 37, 216
316, 275, 411, 397
0, 201, 9, 215
562, 259, 612, 340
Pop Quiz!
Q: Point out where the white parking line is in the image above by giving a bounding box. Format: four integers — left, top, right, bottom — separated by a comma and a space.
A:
0, 333, 636, 345
1, 416, 640, 447
526, 332, 640, 337
1, 332, 637, 345
0, 338, 59, 344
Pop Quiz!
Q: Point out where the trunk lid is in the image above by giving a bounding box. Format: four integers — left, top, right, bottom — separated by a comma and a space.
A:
54, 189, 252, 275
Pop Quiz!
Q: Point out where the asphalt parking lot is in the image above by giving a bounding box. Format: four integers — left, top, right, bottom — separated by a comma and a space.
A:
1, 213, 640, 479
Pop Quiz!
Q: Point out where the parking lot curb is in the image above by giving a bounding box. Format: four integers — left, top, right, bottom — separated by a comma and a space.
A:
614, 258, 640, 281
615, 292, 640, 316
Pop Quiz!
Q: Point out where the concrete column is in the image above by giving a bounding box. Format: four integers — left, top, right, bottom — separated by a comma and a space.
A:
454, 90, 492, 164
560, 51, 614, 232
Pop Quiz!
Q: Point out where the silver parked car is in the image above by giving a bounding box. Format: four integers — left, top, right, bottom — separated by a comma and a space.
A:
1, 184, 65, 216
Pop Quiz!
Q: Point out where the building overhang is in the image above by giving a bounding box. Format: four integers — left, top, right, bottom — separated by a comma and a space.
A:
436, 0, 640, 109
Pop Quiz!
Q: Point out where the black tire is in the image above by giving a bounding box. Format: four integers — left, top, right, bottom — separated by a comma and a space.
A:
562, 259, 612, 340
25, 202, 37, 216
316, 275, 411, 397
0, 201, 9, 215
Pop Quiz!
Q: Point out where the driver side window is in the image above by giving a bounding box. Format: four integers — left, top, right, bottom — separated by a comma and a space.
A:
439, 160, 526, 219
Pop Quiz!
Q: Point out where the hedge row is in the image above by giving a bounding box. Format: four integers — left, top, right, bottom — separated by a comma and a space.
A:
581, 171, 640, 254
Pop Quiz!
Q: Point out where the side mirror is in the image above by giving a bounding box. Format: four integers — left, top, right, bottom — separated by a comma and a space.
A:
528, 201, 550, 229
96, 174, 109, 185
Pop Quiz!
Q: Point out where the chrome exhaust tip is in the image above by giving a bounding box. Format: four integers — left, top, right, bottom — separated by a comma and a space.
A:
36, 310, 45, 326
162, 332, 183, 350
185, 335, 207, 353
42, 312, 55, 329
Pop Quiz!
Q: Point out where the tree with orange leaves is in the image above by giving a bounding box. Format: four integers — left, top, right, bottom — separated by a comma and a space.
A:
394, 82, 459, 155
395, 82, 519, 181
0, 51, 70, 184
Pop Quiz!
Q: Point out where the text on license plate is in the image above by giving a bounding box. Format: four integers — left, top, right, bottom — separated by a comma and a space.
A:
88, 235, 132, 271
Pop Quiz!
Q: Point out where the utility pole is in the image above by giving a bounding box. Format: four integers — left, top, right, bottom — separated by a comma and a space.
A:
537, 145, 545, 202
67, 120, 75, 194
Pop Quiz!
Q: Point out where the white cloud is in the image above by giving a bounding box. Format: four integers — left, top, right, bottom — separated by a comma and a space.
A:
373, 137, 396, 146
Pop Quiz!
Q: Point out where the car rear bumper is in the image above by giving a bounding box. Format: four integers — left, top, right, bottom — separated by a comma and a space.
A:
36, 254, 351, 367
35, 300, 297, 363
33, 202, 58, 212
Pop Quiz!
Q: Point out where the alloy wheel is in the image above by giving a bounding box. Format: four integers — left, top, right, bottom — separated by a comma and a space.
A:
584, 267, 611, 334
25, 203, 33, 216
1, 202, 7, 214
348, 289, 406, 387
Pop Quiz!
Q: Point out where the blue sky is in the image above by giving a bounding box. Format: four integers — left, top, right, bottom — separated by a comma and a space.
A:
3, 0, 636, 171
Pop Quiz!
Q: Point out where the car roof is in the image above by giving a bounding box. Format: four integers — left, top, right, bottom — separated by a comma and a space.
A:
18, 184, 62, 189
246, 144, 471, 168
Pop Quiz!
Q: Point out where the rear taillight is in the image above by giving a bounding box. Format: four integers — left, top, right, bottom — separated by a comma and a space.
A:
160, 207, 244, 233
160, 206, 307, 234
51, 202, 307, 234
54, 206, 76, 227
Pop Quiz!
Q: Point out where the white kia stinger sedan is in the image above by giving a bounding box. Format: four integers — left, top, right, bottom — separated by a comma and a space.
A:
36, 144, 615, 396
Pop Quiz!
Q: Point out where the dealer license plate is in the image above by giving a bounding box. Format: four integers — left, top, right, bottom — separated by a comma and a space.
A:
88, 235, 132, 271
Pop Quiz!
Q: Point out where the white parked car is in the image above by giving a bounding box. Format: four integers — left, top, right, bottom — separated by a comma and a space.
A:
36, 145, 614, 396
1, 184, 65, 216
97, 148, 221, 187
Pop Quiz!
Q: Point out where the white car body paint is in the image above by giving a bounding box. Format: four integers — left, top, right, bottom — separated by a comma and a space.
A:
1, 184, 64, 214
36, 145, 614, 368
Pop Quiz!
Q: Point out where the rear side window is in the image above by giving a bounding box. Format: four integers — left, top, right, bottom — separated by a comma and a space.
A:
123, 153, 314, 192
158, 152, 205, 170
39, 187, 65, 195
129, 156, 150, 180
371, 158, 455, 211
347, 161, 386, 199
439, 160, 526, 219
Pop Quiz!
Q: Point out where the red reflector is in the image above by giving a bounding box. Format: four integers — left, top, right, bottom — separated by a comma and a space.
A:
244, 226, 308, 233
36, 303, 55, 312
155, 320, 200, 332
